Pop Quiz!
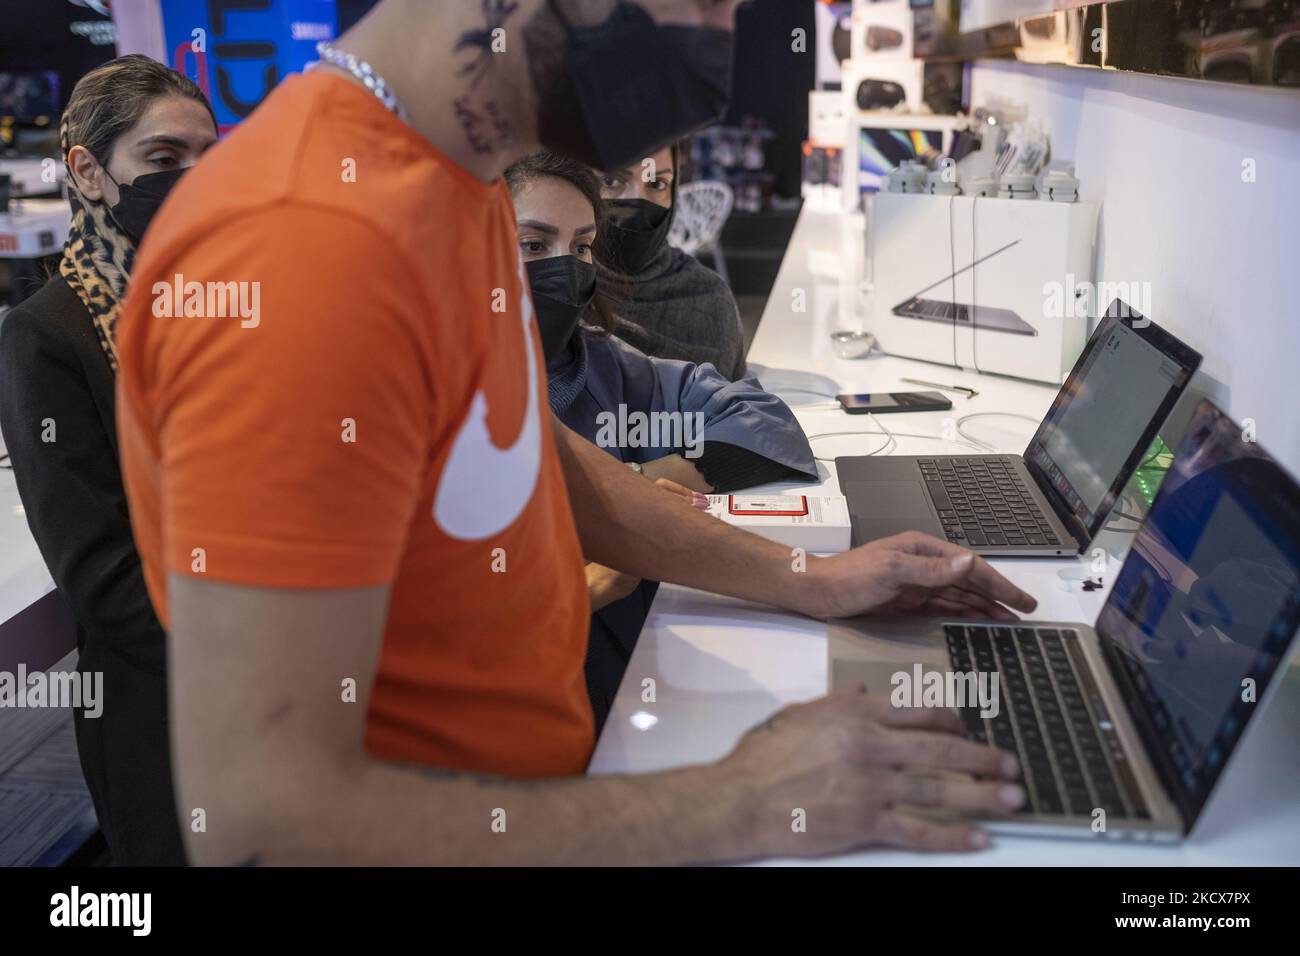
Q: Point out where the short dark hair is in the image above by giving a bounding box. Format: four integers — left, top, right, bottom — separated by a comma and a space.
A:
62, 54, 216, 167
504, 149, 627, 335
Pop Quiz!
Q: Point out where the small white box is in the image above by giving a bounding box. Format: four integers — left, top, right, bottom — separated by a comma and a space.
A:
808, 90, 849, 147
707, 495, 852, 554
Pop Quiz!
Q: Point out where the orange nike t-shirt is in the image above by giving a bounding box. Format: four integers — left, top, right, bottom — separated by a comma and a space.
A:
116, 71, 594, 776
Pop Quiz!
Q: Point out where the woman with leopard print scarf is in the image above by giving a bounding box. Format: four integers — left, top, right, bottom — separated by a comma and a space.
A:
0, 55, 216, 866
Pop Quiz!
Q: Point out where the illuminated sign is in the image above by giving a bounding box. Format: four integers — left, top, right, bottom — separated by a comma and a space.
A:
161, 0, 337, 133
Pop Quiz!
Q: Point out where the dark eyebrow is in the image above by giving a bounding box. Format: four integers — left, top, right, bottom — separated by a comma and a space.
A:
517, 219, 558, 236
132, 135, 193, 150
575, 224, 596, 236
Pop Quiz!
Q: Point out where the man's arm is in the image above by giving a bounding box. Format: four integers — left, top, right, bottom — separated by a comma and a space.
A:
640, 451, 713, 492
553, 418, 1038, 621
169, 574, 749, 866
555, 416, 818, 610
169, 574, 1024, 866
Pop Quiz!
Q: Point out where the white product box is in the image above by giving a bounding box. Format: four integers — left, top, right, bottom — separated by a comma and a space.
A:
813, 0, 852, 88
871, 191, 1099, 385
808, 90, 849, 148
851, 0, 913, 58
706, 495, 852, 554
841, 54, 925, 115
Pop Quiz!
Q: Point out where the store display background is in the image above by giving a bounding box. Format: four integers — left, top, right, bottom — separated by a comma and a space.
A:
971, 58, 1300, 477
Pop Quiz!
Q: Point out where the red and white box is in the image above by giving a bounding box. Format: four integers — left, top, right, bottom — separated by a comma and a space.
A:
706, 495, 853, 554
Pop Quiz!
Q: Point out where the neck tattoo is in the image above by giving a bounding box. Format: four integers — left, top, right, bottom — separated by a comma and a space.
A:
454, 0, 521, 89
450, 0, 521, 156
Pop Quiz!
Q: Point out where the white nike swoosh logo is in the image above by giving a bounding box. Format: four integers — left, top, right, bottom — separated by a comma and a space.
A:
432, 255, 541, 540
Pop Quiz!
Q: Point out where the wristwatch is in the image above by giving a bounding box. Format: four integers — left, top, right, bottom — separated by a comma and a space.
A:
627, 461, 644, 476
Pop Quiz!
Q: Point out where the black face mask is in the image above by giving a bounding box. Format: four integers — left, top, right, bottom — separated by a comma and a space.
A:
597, 198, 672, 275
104, 166, 188, 243
539, 1, 734, 171
526, 255, 598, 363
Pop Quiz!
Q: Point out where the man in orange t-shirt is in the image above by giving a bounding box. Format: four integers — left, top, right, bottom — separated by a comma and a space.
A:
119, 0, 1035, 865
120, 71, 593, 776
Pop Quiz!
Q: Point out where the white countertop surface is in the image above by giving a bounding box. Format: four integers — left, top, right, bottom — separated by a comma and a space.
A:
1, 204, 1294, 865
0, 468, 55, 627
588, 206, 1300, 866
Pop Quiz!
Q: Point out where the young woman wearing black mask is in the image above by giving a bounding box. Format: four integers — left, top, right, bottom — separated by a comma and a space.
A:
0, 55, 217, 865
594, 142, 747, 381
506, 150, 817, 731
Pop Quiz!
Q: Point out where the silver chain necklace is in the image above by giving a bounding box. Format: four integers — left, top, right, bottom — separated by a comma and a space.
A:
315, 41, 408, 122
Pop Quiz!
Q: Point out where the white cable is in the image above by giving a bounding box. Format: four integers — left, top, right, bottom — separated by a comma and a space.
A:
872, 408, 896, 446
954, 411, 1040, 453
970, 194, 982, 374
1103, 491, 1145, 531
806, 430, 892, 461
772, 388, 840, 400
807, 411, 894, 460
948, 192, 959, 369
1103, 510, 1142, 532
807, 412, 986, 463
955, 411, 1040, 426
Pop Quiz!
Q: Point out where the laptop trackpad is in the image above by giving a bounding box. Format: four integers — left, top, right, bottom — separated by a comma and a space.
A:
844, 480, 940, 542
847, 480, 932, 517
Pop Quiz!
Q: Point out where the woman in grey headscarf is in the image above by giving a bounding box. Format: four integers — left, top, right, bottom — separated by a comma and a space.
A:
594, 142, 747, 381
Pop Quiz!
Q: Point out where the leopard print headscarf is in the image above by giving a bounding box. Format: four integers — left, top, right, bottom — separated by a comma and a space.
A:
58, 112, 137, 374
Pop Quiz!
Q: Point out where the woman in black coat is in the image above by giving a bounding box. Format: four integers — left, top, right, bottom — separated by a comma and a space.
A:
0, 55, 217, 865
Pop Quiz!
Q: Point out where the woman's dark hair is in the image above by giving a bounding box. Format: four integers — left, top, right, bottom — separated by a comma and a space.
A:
62, 54, 216, 167
504, 149, 627, 335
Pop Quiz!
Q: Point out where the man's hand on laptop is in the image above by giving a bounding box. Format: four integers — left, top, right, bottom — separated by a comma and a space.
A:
721, 689, 1025, 857
803, 531, 1038, 621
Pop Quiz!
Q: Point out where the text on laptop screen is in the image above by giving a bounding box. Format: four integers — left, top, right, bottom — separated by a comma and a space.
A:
1096, 402, 1300, 825
1027, 316, 1195, 533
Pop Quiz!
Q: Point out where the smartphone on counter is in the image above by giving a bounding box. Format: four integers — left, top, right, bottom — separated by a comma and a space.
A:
836, 391, 952, 414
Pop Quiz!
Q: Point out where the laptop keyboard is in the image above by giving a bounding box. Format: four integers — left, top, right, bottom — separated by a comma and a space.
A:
902, 298, 974, 323
944, 623, 1149, 820
918, 456, 1062, 548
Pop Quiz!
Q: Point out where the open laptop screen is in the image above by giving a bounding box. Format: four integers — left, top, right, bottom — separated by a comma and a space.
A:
1024, 302, 1201, 543
1096, 400, 1300, 829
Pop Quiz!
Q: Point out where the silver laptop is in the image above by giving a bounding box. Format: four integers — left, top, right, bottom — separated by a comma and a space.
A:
891, 240, 1038, 337
838, 300, 1203, 556
830, 400, 1300, 841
